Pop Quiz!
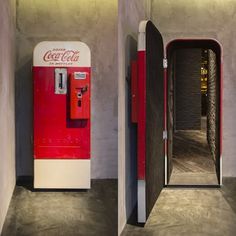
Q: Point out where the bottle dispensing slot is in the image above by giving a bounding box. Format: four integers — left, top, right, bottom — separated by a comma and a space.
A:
55, 68, 67, 94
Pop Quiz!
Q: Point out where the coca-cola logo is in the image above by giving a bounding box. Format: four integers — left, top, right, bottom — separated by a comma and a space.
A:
43, 48, 80, 62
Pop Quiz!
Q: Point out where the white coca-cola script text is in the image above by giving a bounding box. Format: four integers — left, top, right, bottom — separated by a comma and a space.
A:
43, 49, 80, 62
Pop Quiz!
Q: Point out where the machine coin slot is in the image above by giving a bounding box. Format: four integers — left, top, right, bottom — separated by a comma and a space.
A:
55, 68, 67, 94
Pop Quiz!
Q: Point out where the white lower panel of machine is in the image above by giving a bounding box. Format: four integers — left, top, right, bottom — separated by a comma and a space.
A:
34, 159, 91, 189
138, 180, 146, 223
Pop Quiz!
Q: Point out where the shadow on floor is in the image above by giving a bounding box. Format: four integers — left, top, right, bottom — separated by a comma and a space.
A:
16, 176, 88, 193
126, 205, 144, 228
221, 177, 236, 215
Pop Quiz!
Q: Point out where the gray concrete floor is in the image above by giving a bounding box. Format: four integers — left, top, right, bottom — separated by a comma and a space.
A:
122, 177, 236, 236
1, 179, 117, 236
169, 117, 218, 185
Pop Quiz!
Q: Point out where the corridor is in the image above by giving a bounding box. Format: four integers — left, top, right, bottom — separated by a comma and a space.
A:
169, 117, 218, 185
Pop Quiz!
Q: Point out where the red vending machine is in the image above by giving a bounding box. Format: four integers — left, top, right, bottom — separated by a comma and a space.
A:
33, 41, 91, 189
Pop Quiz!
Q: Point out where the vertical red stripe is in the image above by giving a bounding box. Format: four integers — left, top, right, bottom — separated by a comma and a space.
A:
131, 61, 138, 123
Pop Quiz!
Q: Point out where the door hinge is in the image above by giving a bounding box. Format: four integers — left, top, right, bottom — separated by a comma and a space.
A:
163, 58, 168, 69
163, 130, 167, 140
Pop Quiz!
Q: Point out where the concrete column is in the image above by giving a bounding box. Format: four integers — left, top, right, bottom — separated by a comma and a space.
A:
0, 0, 16, 233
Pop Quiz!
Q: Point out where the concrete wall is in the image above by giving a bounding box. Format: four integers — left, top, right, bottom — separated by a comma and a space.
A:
175, 48, 201, 130
118, 0, 151, 233
151, 0, 236, 177
0, 0, 16, 233
15, 0, 118, 179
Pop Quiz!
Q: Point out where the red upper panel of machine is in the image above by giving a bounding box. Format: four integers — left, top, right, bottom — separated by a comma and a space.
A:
33, 42, 91, 159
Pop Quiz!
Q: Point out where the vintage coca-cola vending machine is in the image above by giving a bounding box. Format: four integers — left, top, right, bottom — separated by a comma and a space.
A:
33, 41, 91, 189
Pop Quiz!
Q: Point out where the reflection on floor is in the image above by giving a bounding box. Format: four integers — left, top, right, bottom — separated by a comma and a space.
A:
1, 179, 117, 236
122, 178, 236, 236
169, 118, 218, 185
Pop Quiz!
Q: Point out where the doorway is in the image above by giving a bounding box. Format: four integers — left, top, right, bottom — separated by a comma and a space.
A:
134, 21, 223, 222
166, 40, 222, 186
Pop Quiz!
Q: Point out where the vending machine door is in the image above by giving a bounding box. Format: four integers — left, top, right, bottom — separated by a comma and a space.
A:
137, 21, 165, 222
33, 41, 91, 189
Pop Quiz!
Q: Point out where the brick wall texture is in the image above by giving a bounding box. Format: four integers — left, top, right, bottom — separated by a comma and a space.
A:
207, 49, 218, 162
174, 48, 202, 130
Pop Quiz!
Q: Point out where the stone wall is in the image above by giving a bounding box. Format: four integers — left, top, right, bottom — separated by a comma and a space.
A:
207, 49, 219, 162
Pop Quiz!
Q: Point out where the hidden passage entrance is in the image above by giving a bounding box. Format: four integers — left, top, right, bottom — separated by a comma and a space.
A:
131, 20, 223, 223
166, 40, 222, 186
